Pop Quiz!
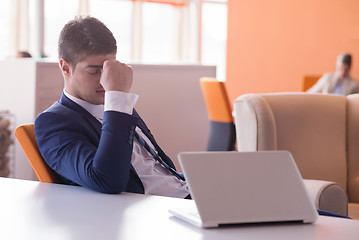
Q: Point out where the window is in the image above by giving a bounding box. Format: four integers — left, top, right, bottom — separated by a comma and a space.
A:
0, 0, 14, 59
202, 0, 227, 81
89, 0, 133, 61
142, 2, 177, 63
2, 0, 228, 80
43, 0, 79, 59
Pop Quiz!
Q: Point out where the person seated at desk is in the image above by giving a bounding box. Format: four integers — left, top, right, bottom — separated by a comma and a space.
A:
307, 53, 359, 95
35, 16, 189, 199
34, 16, 350, 219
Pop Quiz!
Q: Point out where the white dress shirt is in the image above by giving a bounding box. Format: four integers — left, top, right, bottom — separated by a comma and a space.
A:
64, 90, 189, 198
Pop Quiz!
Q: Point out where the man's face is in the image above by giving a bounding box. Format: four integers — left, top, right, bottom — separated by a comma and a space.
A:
62, 53, 116, 105
336, 63, 350, 80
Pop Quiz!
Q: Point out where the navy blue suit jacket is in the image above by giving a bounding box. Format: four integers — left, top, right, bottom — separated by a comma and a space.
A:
35, 93, 177, 194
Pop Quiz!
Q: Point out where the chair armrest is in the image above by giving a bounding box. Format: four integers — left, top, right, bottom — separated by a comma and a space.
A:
303, 179, 348, 216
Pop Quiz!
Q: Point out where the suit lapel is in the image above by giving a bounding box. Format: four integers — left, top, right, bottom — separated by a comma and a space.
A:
327, 74, 337, 93
59, 93, 102, 137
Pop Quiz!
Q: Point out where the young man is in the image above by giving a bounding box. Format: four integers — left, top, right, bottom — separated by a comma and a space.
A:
35, 16, 189, 198
34, 16, 350, 219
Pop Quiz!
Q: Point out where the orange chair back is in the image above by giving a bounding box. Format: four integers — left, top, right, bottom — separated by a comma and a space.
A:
200, 77, 233, 123
14, 124, 60, 183
302, 75, 321, 92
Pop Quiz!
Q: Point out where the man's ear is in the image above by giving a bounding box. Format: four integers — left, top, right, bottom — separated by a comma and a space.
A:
59, 58, 71, 77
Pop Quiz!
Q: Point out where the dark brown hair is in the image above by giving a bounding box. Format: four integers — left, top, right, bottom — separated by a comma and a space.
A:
337, 53, 352, 68
58, 16, 117, 68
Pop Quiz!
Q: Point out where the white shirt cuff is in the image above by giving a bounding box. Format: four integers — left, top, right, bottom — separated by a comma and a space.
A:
104, 91, 139, 115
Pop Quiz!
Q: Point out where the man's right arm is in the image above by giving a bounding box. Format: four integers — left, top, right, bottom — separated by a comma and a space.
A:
35, 107, 139, 193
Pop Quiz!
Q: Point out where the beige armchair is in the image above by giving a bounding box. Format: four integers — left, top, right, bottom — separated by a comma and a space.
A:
234, 92, 359, 218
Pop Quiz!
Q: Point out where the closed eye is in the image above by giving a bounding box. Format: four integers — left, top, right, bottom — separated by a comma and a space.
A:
86, 67, 102, 75
87, 69, 101, 75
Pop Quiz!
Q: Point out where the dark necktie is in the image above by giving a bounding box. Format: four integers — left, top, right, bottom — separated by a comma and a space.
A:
134, 132, 185, 181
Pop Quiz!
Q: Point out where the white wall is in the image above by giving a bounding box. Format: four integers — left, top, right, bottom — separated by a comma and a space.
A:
0, 60, 215, 180
131, 64, 215, 169
0, 60, 37, 179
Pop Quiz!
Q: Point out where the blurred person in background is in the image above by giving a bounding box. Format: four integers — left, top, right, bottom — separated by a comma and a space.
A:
307, 53, 359, 95
16, 51, 32, 58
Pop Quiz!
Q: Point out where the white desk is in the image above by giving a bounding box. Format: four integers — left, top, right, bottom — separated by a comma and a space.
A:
0, 177, 358, 240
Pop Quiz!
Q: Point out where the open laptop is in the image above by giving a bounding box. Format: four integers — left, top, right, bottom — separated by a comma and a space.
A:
169, 151, 318, 228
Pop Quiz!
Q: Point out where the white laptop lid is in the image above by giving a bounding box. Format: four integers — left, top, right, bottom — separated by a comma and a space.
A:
170, 151, 318, 228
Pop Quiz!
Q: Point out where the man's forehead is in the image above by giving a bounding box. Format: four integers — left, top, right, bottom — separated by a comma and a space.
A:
77, 53, 116, 67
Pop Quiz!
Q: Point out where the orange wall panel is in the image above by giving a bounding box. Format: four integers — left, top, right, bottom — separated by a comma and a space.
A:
226, 0, 359, 103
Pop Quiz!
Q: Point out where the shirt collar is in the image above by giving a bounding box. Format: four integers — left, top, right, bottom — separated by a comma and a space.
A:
63, 90, 104, 121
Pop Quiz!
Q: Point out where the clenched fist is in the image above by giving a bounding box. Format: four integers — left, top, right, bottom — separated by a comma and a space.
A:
100, 60, 133, 93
